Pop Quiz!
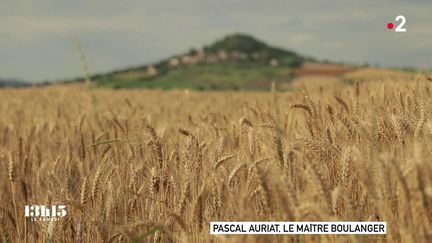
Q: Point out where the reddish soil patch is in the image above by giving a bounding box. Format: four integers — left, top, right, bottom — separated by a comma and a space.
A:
293, 62, 357, 77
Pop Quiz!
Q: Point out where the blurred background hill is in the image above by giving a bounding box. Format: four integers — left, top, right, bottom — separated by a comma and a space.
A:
61, 33, 416, 91
74, 33, 306, 90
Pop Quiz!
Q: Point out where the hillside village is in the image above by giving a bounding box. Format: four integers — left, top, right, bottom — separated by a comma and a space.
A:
146, 48, 281, 77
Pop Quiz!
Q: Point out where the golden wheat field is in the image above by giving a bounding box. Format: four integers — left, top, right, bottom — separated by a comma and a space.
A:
1, 76, 432, 242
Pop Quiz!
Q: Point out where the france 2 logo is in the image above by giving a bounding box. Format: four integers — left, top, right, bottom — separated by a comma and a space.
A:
24, 205, 67, 221
387, 15, 406, 32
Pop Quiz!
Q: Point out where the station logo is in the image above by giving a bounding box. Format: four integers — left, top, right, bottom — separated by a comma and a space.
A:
387, 15, 406, 32
24, 205, 67, 221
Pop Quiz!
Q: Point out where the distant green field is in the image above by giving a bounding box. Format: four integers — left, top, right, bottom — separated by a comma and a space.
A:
96, 62, 293, 90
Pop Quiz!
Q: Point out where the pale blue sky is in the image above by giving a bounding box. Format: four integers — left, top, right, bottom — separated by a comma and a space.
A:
1, 0, 431, 82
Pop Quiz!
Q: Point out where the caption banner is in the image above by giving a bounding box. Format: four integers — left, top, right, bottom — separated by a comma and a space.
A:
210, 222, 386, 235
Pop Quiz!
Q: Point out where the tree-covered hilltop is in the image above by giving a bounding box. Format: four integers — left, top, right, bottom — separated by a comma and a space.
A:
207, 33, 303, 67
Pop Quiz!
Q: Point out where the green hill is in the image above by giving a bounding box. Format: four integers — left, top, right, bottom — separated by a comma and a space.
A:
0, 78, 30, 88
89, 33, 305, 90
207, 34, 303, 66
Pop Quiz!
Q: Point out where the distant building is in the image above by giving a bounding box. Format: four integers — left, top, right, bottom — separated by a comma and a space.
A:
169, 58, 180, 67
197, 48, 206, 61
252, 52, 263, 60
206, 54, 218, 64
181, 55, 192, 64
270, 59, 279, 66
231, 51, 247, 60
217, 50, 228, 61
189, 56, 200, 65
147, 65, 158, 76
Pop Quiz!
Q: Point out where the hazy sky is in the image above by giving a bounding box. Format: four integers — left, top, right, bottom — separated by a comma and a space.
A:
1, 0, 431, 82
